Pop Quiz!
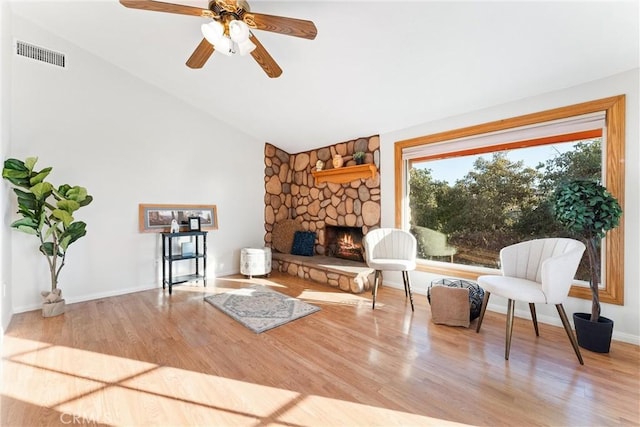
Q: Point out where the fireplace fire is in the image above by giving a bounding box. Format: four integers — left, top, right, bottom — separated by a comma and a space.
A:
325, 226, 364, 262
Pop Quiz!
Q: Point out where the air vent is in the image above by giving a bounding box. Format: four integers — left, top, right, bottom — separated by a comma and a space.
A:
15, 40, 65, 68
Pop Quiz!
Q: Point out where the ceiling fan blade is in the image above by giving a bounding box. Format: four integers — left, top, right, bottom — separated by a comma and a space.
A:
246, 12, 317, 40
249, 34, 282, 78
119, 0, 211, 17
186, 39, 215, 69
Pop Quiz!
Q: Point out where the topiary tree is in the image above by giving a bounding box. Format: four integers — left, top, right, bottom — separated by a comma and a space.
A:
552, 179, 622, 322
2, 157, 93, 294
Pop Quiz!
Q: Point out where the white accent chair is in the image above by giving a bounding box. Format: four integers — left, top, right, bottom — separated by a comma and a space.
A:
476, 238, 586, 364
363, 228, 417, 311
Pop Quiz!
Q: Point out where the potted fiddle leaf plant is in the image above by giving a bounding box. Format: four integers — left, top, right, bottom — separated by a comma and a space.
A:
552, 179, 622, 353
2, 157, 93, 317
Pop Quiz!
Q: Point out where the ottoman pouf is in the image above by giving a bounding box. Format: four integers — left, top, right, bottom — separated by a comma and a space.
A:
428, 278, 485, 327
240, 247, 272, 278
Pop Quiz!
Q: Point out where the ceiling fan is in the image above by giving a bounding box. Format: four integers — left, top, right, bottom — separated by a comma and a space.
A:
119, 0, 318, 78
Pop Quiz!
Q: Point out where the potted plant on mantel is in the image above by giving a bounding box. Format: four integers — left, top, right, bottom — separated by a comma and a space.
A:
2, 157, 93, 317
552, 179, 622, 353
353, 151, 366, 165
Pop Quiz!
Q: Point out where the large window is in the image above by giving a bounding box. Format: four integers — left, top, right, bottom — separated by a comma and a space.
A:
394, 96, 625, 305
408, 136, 601, 280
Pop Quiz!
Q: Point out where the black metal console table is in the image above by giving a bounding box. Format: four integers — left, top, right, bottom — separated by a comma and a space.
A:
161, 231, 207, 295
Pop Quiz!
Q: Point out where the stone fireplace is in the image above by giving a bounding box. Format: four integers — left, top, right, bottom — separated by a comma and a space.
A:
325, 225, 364, 262
263, 136, 381, 293
264, 136, 381, 255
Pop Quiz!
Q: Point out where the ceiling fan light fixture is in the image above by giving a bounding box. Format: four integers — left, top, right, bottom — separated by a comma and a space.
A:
201, 21, 224, 44
236, 39, 256, 56
214, 36, 234, 56
229, 20, 250, 43
120, 0, 317, 76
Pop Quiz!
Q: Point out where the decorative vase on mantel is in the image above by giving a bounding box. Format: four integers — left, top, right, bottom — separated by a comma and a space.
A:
332, 154, 344, 168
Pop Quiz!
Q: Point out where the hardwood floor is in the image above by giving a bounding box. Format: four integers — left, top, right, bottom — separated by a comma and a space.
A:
2, 271, 639, 426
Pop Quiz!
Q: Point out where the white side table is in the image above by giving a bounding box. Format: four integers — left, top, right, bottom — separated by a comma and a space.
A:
240, 247, 272, 278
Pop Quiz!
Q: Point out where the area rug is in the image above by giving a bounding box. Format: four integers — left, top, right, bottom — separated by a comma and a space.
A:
204, 285, 320, 333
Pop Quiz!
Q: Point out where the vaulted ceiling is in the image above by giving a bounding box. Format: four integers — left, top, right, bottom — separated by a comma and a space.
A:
9, 0, 639, 153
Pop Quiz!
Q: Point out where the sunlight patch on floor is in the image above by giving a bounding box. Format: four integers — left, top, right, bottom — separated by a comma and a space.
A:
2, 335, 469, 426
163, 284, 208, 293
219, 276, 377, 307
279, 394, 467, 426
215, 276, 288, 289
296, 289, 373, 306
3, 359, 106, 408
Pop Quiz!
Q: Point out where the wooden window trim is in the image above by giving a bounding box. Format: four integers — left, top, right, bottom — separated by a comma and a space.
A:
394, 95, 625, 305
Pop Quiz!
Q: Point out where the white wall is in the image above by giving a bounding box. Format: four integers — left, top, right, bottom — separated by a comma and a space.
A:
380, 69, 640, 345
1, 0, 13, 333
8, 15, 266, 312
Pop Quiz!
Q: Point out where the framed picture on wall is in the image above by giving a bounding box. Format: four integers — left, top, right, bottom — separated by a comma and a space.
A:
138, 204, 218, 233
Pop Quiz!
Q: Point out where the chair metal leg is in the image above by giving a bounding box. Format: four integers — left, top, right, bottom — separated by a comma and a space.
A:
403, 271, 414, 312
402, 271, 408, 297
476, 291, 491, 333
372, 270, 381, 309
556, 304, 584, 365
529, 303, 539, 336
505, 299, 515, 360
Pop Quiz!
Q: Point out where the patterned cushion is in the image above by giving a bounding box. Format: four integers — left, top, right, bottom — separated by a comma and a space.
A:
291, 231, 316, 256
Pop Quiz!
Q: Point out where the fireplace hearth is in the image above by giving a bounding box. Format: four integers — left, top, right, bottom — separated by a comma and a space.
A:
325, 226, 364, 262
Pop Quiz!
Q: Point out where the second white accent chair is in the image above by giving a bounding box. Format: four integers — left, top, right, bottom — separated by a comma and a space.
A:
476, 238, 586, 364
363, 228, 417, 311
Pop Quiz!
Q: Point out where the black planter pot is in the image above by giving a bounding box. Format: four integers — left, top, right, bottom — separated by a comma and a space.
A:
573, 312, 614, 353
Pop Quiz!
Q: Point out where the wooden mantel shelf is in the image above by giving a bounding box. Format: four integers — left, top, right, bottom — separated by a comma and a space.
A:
311, 163, 378, 184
